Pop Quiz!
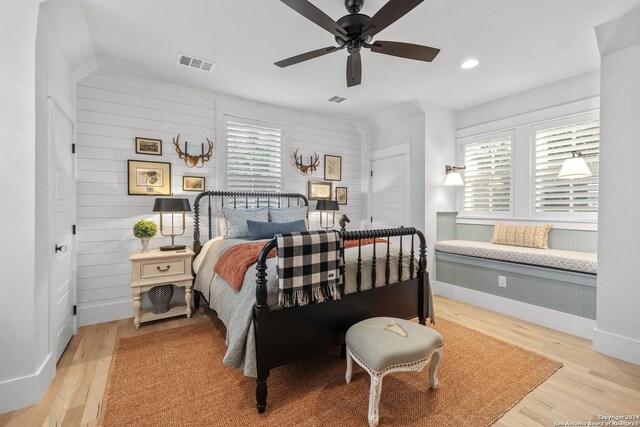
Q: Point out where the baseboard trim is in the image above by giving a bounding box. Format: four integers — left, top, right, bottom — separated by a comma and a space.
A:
78, 298, 132, 327
433, 280, 596, 340
0, 353, 55, 413
593, 328, 640, 365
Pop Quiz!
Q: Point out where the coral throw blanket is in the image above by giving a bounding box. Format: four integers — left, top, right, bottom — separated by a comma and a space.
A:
214, 238, 386, 291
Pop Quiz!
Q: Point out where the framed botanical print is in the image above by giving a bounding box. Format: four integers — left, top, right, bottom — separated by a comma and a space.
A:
127, 160, 172, 196
324, 155, 342, 181
135, 137, 163, 155
336, 187, 348, 205
183, 176, 205, 192
308, 181, 332, 201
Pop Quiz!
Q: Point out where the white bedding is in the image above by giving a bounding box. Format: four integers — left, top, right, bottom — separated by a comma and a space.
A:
193, 238, 428, 377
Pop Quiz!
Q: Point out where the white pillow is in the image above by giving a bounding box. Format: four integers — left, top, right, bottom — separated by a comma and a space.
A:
269, 207, 308, 224
219, 207, 268, 239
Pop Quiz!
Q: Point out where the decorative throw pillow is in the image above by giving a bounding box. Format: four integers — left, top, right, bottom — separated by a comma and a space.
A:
219, 207, 269, 239
269, 207, 308, 223
491, 222, 553, 249
247, 219, 307, 240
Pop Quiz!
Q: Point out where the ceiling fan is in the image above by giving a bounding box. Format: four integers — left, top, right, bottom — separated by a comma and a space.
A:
275, 0, 440, 87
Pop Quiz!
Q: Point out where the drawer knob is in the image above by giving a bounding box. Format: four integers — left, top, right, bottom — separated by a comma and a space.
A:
157, 265, 171, 272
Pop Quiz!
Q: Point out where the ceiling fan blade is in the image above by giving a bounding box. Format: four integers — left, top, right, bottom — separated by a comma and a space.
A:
362, 0, 424, 38
281, 0, 348, 41
275, 46, 342, 67
370, 41, 440, 62
346, 52, 362, 87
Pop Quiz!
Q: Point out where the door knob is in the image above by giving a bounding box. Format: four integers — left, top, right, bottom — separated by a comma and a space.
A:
55, 244, 67, 253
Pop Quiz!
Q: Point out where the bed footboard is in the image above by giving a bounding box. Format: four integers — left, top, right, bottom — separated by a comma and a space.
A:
253, 227, 429, 413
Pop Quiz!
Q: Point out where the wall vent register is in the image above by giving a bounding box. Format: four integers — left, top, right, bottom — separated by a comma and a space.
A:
327, 95, 354, 105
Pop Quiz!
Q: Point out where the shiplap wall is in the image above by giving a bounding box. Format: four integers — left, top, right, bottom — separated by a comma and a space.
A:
75, 73, 362, 326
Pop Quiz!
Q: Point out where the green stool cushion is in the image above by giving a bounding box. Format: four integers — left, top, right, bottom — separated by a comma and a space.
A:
346, 317, 443, 373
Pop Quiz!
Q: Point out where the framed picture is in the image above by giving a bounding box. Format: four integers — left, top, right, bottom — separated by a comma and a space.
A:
336, 187, 348, 205
127, 160, 172, 196
308, 181, 333, 201
183, 176, 205, 192
324, 155, 342, 181
135, 137, 162, 155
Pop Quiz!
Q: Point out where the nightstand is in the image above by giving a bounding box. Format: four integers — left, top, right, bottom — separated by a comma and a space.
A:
129, 248, 195, 329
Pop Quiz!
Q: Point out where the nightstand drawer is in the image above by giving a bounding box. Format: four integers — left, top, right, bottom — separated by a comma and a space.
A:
140, 260, 185, 279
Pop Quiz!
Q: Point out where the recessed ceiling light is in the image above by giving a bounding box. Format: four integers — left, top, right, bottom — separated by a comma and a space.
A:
460, 59, 479, 70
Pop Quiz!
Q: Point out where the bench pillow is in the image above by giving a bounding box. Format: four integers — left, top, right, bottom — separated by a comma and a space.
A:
247, 219, 307, 240
491, 222, 552, 249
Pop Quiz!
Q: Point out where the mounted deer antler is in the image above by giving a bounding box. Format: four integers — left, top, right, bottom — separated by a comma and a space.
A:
293, 149, 320, 176
173, 134, 214, 168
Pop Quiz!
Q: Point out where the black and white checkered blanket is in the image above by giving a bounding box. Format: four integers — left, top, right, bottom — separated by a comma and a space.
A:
276, 230, 344, 308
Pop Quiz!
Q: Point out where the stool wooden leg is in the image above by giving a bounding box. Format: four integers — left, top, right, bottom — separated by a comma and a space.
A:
368, 374, 383, 427
345, 348, 353, 384
429, 347, 443, 390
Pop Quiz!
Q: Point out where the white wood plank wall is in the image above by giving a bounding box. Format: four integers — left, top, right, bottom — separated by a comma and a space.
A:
75, 73, 362, 326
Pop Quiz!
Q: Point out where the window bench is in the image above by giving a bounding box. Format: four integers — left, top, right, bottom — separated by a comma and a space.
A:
434, 240, 597, 321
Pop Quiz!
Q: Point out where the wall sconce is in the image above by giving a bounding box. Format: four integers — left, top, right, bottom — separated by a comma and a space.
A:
316, 199, 339, 229
293, 149, 320, 176
173, 134, 214, 168
444, 165, 465, 187
558, 151, 593, 179
153, 198, 191, 251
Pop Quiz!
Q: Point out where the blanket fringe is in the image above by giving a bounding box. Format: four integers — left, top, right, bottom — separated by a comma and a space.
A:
279, 282, 340, 308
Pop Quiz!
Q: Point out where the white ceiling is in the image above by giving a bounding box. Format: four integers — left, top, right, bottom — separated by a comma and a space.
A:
68, 0, 640, 117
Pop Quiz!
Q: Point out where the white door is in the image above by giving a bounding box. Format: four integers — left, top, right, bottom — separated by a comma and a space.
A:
370, 154, 408, 228
50, 99, 76, 361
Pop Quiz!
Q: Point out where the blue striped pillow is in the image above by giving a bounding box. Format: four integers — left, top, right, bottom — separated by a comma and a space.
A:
246, 220, 307, 240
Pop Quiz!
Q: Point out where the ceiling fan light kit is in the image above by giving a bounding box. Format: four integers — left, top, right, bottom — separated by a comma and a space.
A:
276, 0, 440, 87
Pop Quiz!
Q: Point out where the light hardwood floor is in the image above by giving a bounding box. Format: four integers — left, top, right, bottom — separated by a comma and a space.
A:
1, 296, 639, 426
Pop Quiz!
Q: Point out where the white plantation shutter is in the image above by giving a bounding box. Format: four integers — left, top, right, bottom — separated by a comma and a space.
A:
226, 118, 283, 193
463, 136, 512, 212
534, 118, 599, 213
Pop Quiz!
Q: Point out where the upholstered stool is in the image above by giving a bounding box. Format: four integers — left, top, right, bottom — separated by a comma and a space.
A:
345, 317, 444, 427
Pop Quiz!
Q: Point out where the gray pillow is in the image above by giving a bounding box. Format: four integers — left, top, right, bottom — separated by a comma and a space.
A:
269, 207, 308, 223
247, 220, 307, 240
219, 207, 268, 239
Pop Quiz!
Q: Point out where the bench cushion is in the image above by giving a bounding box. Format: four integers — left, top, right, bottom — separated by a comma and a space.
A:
346, 317, 443, 373
435, 240, 597, 274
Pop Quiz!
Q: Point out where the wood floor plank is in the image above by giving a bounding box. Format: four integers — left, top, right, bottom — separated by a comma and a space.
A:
1, 297, 639, 426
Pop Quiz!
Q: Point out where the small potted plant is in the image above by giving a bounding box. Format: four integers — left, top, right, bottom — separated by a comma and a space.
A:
133, 219, 157, 253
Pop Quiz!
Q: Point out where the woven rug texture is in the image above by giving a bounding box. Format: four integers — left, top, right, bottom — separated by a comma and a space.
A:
100, 318, 561, 426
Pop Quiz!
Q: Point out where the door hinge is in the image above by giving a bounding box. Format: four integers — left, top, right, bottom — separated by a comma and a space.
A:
72, 143, 76, 154
72, 224, 76, 235
73, 305, 77, 315
370, 170, 373, 177
370, 216, 373, 222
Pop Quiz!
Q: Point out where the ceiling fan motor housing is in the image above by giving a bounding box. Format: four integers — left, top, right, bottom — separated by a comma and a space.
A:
335, 13, 372, 46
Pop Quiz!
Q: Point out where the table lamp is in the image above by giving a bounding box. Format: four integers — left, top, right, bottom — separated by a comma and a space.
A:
316, 199, 339, 230
153, 198, 191, 251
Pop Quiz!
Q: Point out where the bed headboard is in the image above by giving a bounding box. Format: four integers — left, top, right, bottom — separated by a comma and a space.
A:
192, 191, 309, 255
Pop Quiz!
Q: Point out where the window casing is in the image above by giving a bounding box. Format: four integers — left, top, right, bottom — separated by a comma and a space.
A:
532, 113, 599, 220
461, 133, 513, 216
225, 117, 284, 194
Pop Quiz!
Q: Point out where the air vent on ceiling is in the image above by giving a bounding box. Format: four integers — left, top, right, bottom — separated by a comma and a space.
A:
176, 53, 215, 72
327, 95, 354, 106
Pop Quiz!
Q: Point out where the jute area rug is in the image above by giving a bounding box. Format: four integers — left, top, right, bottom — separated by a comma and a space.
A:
100, 318, 561, 426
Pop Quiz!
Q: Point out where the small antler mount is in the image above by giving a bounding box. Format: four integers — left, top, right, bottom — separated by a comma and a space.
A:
293, 149, 320, 176
173, 134, 214, 168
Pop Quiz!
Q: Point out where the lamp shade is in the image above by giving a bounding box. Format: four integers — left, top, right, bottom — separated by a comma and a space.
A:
558, 156, 592, 179
444, 171, 464, 187
315, 200, 339, 211
153, 198, 191, 212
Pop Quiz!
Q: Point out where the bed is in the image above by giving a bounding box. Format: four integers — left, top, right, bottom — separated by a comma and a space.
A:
191, 191, 433, 413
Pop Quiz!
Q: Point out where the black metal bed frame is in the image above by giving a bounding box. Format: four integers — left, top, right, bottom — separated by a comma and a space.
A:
192, 191, 430, 413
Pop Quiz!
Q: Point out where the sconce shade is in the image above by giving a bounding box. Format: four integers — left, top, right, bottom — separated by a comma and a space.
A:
315, 200, 339, 211
444, 171, 464, 187
558, 156, 592, 179
153, 198, 191, 212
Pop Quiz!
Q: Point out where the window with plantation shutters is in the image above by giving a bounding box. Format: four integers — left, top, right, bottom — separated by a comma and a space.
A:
463, 135, 512, 213
225, 117, 283, 194
534, 118, 599, 213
